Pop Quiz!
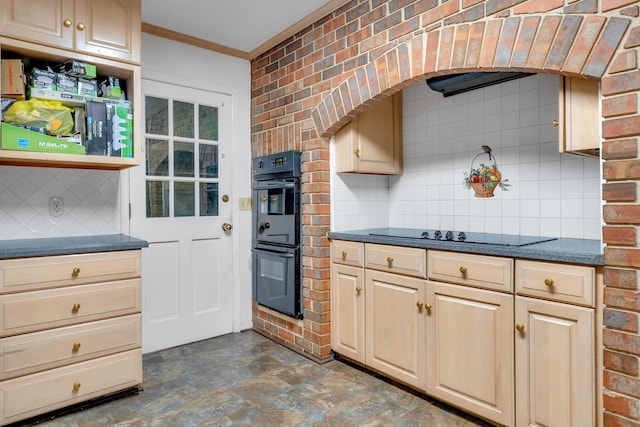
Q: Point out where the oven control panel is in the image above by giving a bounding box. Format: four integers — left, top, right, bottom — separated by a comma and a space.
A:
253, 150, 301, 179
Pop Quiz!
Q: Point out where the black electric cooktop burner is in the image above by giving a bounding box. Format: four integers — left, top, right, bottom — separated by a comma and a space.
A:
368, 228, 557, 247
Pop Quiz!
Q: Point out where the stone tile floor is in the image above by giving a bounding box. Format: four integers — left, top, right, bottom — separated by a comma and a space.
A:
36, 331, 490, 426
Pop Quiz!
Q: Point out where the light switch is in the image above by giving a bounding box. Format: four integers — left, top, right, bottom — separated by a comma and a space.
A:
239, 197, 252, 211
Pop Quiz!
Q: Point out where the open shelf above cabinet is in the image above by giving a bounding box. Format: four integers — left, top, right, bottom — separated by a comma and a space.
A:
0, 36, 141, 170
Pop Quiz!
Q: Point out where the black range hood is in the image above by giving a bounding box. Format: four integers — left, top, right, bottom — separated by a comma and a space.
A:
426, 72, 534, 97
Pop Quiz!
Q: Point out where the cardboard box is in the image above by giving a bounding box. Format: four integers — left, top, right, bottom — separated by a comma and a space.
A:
58, 60, 96, 79
99, 76, 122, 99
55, 73, 78, 94
1, 59, 26, 99
106, 104, 133, 157
77, 78, 98, 97
1, 122, 85, 154
85, 101, 107, 155
31, 68, 56, 90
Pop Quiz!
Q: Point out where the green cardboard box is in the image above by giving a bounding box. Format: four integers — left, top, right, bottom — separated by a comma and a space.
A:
1, 122, 86, 155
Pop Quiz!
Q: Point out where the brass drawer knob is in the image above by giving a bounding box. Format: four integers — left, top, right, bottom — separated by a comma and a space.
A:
386, 257, 394, 266
459, 266, 467, 274
544, 278, 554, 287
72, 382, 81, 392
425, 304, 432, 312
72, 303, 81, 313
72, 267, 81, 277
72, 342, 81, 352
552, 119, 559, 127
341, 251, 347, 259
516, 324, 525, 332
416, 301, 424, 310
354, 149, 360, 157
76, 22, 85, 31
355, 286, 362, 296
63, 19, 72, 28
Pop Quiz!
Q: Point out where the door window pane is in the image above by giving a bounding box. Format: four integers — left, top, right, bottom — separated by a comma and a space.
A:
174, 101, 194, 138
174, 182, 195, 217
146, 181, 169, 217
146, 139, 169, 176
200, 183, 219, 217
174, 141, 194, 177
199, 144, 218, 178
199, 105, 218, 141
145, 97, 168, 135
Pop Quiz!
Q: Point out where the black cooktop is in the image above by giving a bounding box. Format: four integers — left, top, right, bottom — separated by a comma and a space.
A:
369, 229, 557, 247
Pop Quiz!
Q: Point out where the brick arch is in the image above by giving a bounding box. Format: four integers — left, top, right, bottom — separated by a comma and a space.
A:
312, 15, 630, 138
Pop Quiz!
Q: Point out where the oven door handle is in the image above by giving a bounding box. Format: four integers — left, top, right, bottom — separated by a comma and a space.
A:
251, 248, 295, 258
252, 183, 296, 191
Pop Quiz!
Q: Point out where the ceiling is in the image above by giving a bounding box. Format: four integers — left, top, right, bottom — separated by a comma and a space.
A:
141, 0, 347, 59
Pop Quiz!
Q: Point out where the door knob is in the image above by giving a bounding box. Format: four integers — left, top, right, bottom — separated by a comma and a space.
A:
63, 19, 72, 28
76, 22, 85, 31
221, 194, 229, 203
222, 223, 232, 232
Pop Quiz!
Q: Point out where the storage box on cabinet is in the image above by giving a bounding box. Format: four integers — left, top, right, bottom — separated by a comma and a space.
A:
515, 259, 595, 307
427, 250, 513, 293
0, 349, 142, 425
0, 250, 141, 293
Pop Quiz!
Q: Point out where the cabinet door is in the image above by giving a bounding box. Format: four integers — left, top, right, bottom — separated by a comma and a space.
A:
365, 270, 425, 389
74, 0, 141, 63
426, 281, 514, 426
335, 93, 402, 174
0, 0, 74, 49
515, 296, 594, 427
558, 76, 599, 157
331, 263, 365, 363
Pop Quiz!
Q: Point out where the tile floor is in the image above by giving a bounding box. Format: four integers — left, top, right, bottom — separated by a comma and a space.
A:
35, 331, 490, 427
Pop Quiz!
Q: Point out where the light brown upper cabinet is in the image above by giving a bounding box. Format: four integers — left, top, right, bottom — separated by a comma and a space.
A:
0, 0, 141, 64
335, 92, 403, 174
557, 76, 600, 157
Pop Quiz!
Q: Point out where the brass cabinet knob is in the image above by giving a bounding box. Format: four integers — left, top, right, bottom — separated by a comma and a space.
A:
459, 266, 467, 274
261, 195, 267, 202
72, 267, 81, 277
341, 251, 347, 259
544, 278, 554, 287
72, 382, 81, 392
63, 19, 72, 28
552, 119, 559, 127
72, 303, 81, 313
354, 149, 360, 157
516, 324, 525, 332
72, 342, 81, 352
416, 301, 424, 310
425, 304, 432, 312
355, 286, 362, 296
76, 22, 85, 31
221, 223, 232, 232
386, 257, 394, 266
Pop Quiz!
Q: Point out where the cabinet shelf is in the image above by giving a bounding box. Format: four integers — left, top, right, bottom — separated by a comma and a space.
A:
0, 35, 141, 170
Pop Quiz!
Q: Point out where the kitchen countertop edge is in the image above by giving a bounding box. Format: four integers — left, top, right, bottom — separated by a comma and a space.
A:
0, 234, 149, 259
328, 230, 604, 266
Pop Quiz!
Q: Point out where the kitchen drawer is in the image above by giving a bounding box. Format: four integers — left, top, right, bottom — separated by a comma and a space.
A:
0, 314, 141, 381
331, 240, 364, 267
0, 279, 141, 337
0, 349, 142, 425
0, 250, 141, 294
365, 244, 426, 278
427, 250, 513, 292
515, 260, 595, 307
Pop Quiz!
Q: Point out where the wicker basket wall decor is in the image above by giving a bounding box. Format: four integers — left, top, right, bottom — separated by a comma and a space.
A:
463, 146, 510, 198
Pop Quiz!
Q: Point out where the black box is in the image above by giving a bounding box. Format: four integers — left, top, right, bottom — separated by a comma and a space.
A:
85, 101, 107, 155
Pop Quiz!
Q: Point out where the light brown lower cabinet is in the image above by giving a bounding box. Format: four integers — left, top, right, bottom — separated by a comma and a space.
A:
365, 270, 426, 390
515, 296, 594, 427
425, 280, 514, 426
330, 263, 365, 364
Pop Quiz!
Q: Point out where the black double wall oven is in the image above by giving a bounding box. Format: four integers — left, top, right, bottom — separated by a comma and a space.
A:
252, 150, 302, 318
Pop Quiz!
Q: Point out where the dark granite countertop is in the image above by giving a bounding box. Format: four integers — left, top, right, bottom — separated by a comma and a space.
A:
327, 228, 604, 266
0, 234, 149, 259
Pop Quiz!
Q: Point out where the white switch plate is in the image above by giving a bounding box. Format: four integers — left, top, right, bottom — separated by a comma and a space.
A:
239, 197, 252, 211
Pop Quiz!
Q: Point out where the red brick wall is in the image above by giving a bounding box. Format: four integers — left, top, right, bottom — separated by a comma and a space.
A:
251, 0, 640, 423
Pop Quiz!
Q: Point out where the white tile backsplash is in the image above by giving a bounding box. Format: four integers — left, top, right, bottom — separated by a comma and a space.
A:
331, 74, 602, 241
0, 166, 121, 240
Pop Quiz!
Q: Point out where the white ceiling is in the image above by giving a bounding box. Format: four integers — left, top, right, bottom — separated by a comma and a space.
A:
141, 0, 339, 57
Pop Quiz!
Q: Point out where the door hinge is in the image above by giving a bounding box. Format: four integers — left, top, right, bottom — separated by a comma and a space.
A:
129, 203, 132, 219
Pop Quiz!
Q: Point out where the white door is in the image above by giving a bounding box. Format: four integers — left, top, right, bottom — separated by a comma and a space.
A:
131, 79, 234, 353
